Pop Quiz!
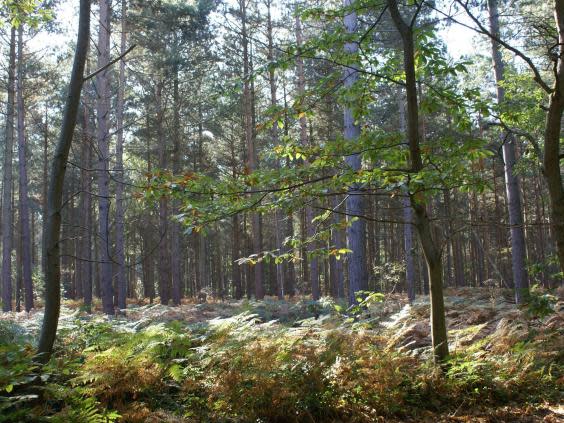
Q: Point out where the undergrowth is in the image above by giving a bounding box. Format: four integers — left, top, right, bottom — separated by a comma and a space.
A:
0, 294, 562, 422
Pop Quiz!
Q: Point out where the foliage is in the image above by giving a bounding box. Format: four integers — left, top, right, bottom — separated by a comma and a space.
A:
525, 285, 557, 320
2, 292, 562, 421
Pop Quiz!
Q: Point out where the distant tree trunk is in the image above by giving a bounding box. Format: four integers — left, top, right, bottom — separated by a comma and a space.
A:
171, 64, 182, 306
79, 103, 93, 312
16, 25, 33, 312
281, 85, 297, 297
240, 0, 263, 299
96, 0, 114, 315
330, 196, 345, 298
295, 13, 320, 300
399, 95, 416, 303
15, 220, 21, 312
42, 103, 49, 232
114, 0, 128, 311
156, 80, 171, 305
343, 0, 367, 304
266, 0, 285, 299
388, 0, 448, 362
37, 0, 90, 359
1, 27, 16, 313
487, 0, 529, 302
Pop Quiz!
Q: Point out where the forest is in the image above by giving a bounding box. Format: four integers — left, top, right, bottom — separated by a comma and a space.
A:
0, 0, 562, 421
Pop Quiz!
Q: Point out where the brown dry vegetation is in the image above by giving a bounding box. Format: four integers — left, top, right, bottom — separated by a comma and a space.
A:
0, 288, 562, 422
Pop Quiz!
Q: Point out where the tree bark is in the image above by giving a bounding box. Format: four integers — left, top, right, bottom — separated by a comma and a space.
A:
399, 94, 416, 303
115, 0, 128, 311
37, 0, 90, 359
387, 0, 449, 362
543, 0, 564, 277
156, 80, 171, 305
171, 63, 182, 306
487, 0, 529, 302
2, 27, 16, 312
240, 0, 264, 299
79, 102, 93, 312
266, 0, 285, 299
16, 25, 33, 312
343, 0, 367, 304
96, 0, 114, 315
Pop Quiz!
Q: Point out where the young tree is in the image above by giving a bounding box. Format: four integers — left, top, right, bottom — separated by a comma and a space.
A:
38, 0, 91, 360
387, 0, 449, 361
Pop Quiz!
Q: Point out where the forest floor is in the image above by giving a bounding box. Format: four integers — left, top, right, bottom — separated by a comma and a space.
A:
1, 287, 563, 422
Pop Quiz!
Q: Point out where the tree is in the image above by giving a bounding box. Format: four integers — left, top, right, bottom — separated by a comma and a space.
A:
2, 26, 16, 313
115, 0, 128, 310
454, 0, 564, 282
487, 0, 529, 303
343, 0, 367, 304
16, 23, 33, 312
387, 0, 449, 361
96, 0, 114, 315
37, 0, 91, 360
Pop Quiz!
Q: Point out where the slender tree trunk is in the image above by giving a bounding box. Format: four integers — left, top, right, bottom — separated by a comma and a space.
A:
114, 0, 128, 310
156, 81, 171, 304
266, 0, 285, 299
38, 0, 90, 359
15, 219, 21, 312
388, 0, 448, 361
399, 95, 416, 303
2, 27, 16, 312
96, 0, 114, 315
171, 64, 182, 306
80, 103, 93, 312
16, 26, 33, 311
295, 13, 320, 300
343, 0, 367, 304
487, 0, 530, 302
330, 196, 345, 298
240, 0, 263, 299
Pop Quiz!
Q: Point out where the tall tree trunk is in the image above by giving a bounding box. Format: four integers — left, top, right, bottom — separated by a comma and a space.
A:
295, 12, 320, 300
240, 0, 263, 299
171, 64, 182, 306
96, 0, 114, 315
16, 26, 33, 312
156, 81, 171, 305
38, 0, 90, 359
1, 27, 16, 313
80, 102, 93, 312
399, 94, 416, 303
388, 0, 448, 362
114, 0, 128, 311
487, 0, 529, 302
343, 0, 367, 304
543, 0, 564, 277
266, 0, 285, 299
